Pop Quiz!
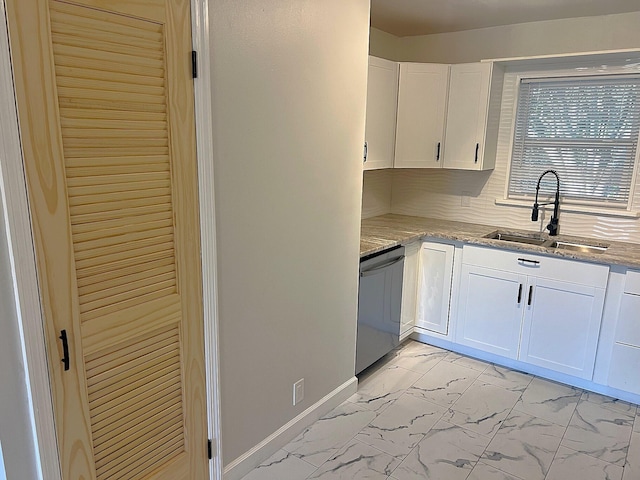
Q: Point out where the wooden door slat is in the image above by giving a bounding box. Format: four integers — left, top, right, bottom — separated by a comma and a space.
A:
72, 209, 172, 235
51, 32, 163, 61
92, 392, 182, 443
52, 23, 162, 51
57, 75, 165, 96
93, 408, 183, 461
54, 53, 165, 78
61, 116, 167, 131
98, 428, 184, 480
90, 378, 181, 430
60, 107, 166, 121
88, 354, 180, 404
74, 225, 174, 254
64, 145, 169, 158
68, 187, 172, 208
74, 234, 173, 263
72, 215, 173, 241
90, 374, 181, 422
66, 172, 170, 188
49, 2, 164, 33
77, 257, 175, 290
53, 42, 163, 69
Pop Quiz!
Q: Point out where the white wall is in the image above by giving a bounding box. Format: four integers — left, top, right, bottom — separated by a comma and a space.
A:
365, 11, 640, 243
209, 0, 370, 465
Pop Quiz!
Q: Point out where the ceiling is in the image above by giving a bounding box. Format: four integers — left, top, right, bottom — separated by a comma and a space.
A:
370, 0, 640, 37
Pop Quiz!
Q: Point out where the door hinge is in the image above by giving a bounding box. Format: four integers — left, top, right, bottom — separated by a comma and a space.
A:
208, 438, 212, 460
192, 51, 198, 79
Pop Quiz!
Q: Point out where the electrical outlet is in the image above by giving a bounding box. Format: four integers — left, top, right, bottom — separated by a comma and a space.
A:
293, 378, 304, 406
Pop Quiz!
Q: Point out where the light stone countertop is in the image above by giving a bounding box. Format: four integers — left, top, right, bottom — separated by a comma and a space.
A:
360, 214, 640, 269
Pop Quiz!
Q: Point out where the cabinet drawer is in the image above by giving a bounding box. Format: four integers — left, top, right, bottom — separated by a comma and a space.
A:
615, 293, 640, 348
624, 269, 640, 295
608, 343, 640, 395
462, 245, 609, 288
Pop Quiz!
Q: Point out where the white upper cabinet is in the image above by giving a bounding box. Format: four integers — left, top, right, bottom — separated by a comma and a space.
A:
395, 63, 449, 168
363, 58, 503, 171
364, 56, 399, 170
443, 62, 504, 170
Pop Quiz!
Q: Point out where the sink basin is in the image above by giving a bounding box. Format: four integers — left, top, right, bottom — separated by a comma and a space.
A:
484, 231, 610, 255
548, 241, 609, 255
484, 231, 548, 246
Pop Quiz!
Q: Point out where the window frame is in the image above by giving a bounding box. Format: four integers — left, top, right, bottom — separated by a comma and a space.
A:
504, 67, 640, 213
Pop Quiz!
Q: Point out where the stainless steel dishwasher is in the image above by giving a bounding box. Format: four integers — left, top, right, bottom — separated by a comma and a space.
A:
356, 245, 405, 374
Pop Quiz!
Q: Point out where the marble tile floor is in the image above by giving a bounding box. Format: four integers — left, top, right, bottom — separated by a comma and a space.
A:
241, 340, 640, 480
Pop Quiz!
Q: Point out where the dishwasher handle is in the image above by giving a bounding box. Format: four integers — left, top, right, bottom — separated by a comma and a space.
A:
360, 255, 405, 277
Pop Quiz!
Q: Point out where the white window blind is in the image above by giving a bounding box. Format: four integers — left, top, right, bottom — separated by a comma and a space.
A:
509, 74, 640, 205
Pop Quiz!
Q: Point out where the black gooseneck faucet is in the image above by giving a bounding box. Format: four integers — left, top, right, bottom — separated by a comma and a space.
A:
531, 169, 560, 236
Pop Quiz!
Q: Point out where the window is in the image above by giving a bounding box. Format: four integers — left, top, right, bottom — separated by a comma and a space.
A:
508, 74, 640, 207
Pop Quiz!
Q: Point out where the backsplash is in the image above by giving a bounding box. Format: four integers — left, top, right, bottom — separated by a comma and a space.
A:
362, 169, 392, 219
390, 169, 640, 244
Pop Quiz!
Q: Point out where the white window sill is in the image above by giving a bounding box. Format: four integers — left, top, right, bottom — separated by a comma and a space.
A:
494, 198, 640, 219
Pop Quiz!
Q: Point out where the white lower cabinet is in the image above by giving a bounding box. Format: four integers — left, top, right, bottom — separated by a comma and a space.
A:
608, 270, 640, 394
400, 241, 420, 338
608, 344, 640, 395
416, 241, 455, 335
520, 277, 605, 378
456, 264, 525, 359
456, 246, 609, 379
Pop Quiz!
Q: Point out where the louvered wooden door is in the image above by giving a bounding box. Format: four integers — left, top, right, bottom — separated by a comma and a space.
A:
5, 0, 208, 478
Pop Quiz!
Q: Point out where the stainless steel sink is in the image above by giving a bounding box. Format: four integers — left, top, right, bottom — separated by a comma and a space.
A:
484, 231, 548, 246
548, 241, 609, 254
484, 231, 609, 254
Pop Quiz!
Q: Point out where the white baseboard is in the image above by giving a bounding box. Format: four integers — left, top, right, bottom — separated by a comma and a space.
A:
223, 376, 358, 480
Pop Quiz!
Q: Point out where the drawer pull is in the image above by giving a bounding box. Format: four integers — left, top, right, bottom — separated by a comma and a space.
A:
518, 258, 540, 265
517, 284, 523, 304
528, 285, 534, 306
475, 143, 479, 163
60, 329, 70, 371
436, 142, 441, 161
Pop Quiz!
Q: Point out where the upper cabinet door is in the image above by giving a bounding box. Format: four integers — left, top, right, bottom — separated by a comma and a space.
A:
6, 0, 208, 478
443, 63, 491, 170
443, 62, 503, 171
395, 63, 449, 168
364, 56, 399, 170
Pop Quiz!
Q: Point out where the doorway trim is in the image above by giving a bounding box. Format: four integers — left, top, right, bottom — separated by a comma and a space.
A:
0, 0, 222, 477
191, 0, 224, 478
